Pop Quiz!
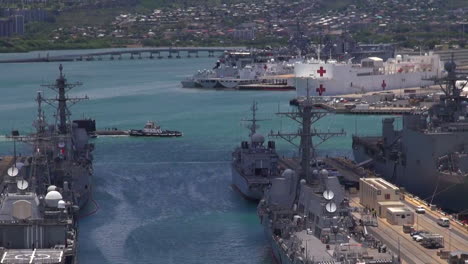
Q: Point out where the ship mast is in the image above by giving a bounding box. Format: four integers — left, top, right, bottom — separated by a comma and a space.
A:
34, 91, 47, 135
41, 64, 88, 134
437, 56, 468, 102
269, 89, 345, 181
243, 101, 266, 137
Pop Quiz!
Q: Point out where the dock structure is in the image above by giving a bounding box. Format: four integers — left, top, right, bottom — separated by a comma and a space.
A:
0, 46, 246, 64
94, 129, 128, 136
290, 85, 448, 115
350, 194, 468, 264
317, 103, 417, 115
237, 84, 295, 91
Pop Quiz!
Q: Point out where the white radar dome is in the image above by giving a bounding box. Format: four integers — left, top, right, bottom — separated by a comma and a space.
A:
282, 169, 295, 178
320, 169, 329, 176
45, 191, 63, 207
47, 185, 57, 192
251, 133, 265, 143
58, 200, 66, 209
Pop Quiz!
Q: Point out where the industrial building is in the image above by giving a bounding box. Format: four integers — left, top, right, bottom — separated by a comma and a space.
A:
359, 177, 405, 218
0, 15, 24, 37
386, 207, 414, 225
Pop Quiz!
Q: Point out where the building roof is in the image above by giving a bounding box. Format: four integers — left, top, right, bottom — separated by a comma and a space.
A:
377, 201, 405, 206
387, 206, 412, 213
361, 177, 399, 191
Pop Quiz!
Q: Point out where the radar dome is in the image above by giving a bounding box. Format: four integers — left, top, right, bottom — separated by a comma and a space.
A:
45, 191, 63, 207
282, 169, 295, 178
47, 185, 57, 192
251, 133, 265, 144
320, 169, 329, 176
58, 200, 66, 209
444, 61, 457, 72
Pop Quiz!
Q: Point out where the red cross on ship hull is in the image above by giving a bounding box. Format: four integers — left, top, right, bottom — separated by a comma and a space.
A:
316, 84, 326, 96
317, 66, 326, 77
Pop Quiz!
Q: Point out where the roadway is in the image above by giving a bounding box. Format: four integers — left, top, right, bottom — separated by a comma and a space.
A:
350, 195, 468, 264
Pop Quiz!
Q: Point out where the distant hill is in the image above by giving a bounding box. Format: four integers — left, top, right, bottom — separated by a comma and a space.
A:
138, 0, 239, 9
138, 0, 468, 10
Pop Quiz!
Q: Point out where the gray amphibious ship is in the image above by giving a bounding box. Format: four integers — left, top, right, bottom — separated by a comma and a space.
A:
352, 60, 468, 215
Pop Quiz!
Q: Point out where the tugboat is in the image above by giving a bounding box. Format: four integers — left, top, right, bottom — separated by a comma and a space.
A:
129, 121, 183, 137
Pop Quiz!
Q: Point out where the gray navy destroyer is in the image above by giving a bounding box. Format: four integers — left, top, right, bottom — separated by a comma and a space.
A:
231, 102, 279, 200
258, 95, 399, 264
36, 64, 94, 209
352, 60, 468, 216
0, 65, 94, 263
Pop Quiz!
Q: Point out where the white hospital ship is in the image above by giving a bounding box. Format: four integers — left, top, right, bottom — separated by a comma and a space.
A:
295, 53, 444, 96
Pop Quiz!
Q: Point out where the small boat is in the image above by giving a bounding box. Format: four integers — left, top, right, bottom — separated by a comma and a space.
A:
129, 121, 182, 137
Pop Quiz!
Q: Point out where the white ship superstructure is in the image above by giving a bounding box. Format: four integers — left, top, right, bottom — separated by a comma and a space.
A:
295, 53, 443, 96
182, 50, 298, 89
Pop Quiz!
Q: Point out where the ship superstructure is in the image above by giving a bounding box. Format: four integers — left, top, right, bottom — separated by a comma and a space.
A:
37, 65, 94, 209
182, 50, 296, 89
258, 95, 398, 264
0, 154, 79, 264
295, 53, 443, 96
231, 102, 279, 200
352, 59, 468, 215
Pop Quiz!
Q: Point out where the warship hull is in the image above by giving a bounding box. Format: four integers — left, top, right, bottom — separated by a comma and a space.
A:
263, 223, 290, 264
231, 166, 263, 201
181, 79, 199, 88
72, 166, 92, 209
353, 140, 468, 213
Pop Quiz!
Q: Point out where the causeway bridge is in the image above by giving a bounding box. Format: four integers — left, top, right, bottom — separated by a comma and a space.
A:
0, 46, 247, 63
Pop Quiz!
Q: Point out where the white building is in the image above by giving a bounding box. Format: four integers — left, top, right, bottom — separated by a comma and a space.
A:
386, 207, 414, 225
359, 177, 403, 218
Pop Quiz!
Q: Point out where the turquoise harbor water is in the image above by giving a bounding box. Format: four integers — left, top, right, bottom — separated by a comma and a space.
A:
0, 51, 391, 264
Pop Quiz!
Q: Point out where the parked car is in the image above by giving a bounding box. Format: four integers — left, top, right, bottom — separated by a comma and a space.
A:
415, 206, 426, 214
410, 230, 428, 237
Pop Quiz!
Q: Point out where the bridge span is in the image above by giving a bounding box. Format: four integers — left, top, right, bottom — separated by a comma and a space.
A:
0, 46, 247, 63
